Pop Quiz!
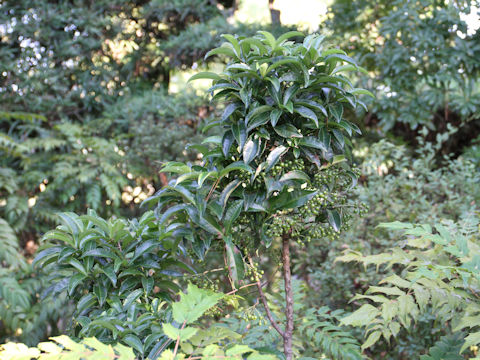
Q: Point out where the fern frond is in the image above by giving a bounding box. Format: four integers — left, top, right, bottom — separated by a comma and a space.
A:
299, 307, 364, 360
0, 335, 135, 359
0, 218, 25, 268
100, 173, 121, 206
0, 111, 46, 123
420, 332, 465, 360
86, 183, 102, 210
0, 167, 18, 194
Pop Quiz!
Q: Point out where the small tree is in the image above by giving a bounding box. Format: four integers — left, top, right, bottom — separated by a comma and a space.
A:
147, 31, 372, 359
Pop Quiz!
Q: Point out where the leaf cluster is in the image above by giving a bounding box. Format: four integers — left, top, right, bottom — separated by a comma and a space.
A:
34, 211, 191, 358
145, 31, 371, 285
338, 218, 480, 356
0, 335, 135, 360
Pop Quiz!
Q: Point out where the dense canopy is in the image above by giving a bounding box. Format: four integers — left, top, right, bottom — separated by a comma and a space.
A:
0, 1, 479, 359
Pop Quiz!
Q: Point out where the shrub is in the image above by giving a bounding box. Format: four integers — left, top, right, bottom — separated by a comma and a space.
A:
0, 336, 135, 360
146, 30, 372, 359
34, 211, 191, 358
338, 217, 480, 358
297, 136, 480, 309
325, 0, 480, 151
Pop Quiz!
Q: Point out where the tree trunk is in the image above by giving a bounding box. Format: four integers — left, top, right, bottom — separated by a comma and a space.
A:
268, 0, 281, 25
282, 234, 293, 360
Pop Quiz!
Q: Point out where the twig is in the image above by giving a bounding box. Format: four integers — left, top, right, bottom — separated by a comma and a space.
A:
206, 177, 220, 202
248, 255, 285, 338
151, 339, 172, 359
225, 281, 266, 296
172, 320, 187, 357
223, 246, 235, 292
282, 233, 294, 360
189, 267, 225, 277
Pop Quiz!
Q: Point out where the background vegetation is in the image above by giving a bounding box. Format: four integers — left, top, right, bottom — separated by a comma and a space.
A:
0, 0, 479, 359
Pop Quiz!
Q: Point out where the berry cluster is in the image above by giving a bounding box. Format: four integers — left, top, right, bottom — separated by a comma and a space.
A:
187, 277, 220, 292
245, 261, 264, 282
298, 191, 344, 218
239, 307, 264, 322
270, 158, 306, 177
302, 223, 340, 243
313, 165, 361, 190
263, 210, 296, 239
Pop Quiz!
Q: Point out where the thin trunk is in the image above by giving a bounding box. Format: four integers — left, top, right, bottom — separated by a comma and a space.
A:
282, 234, 294, 360
268, 0, 281, 25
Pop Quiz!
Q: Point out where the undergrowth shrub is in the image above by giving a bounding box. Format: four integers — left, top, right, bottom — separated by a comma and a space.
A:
298, 136, 480, 308
34, 211, 190, 358
97, 90, 213, 184
146, 29, 372, 359
338, 216, 480, 358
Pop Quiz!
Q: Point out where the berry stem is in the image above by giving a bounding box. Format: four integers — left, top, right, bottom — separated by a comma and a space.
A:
247, 255, 285, 338
172, 320, 186, 357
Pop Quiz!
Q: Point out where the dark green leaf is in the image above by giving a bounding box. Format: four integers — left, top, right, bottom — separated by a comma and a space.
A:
224, 200, 244, 233
294, 105, 318, 127
81, 248, 116, 259
219, 180, 241, 210
266, 146, 287, 171
274, 124, 303, 138
232, 121, 247, 151
222, 130, 234, 157
279, 170, 310, 183
94, 283, 107, 306
298, 136, 327, 151
327, 209, 342, 232
247, 112, 270, 132
270, 108, 282, 126
243, 138, 259, 164
123, 334, 144, 355
219, 162, 253, 178
283, 85, 299, 105
68, 274, 86, 296
245, 105, 273, 124
188, 72, 222, 82
222, 103, 240, 122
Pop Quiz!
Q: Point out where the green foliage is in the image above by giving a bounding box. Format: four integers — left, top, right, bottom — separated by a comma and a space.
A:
338, 217, 480, 356
164, 17, 295, 68
464, 135, 480, 167
0, 335, 135, 360
0, 218, 24, 268
4, 1, 478, 357
373, 0, 480, 131
299, 136, 479, 307
299, 307, 364, 359
0, 171, 68, 345
0, 283, 279, 359
159, 283, 278, 359
354, 137, 479, 232
0, 112, 128, 236
98, 90, 212, 182
0, 265, 69, 346
420, 332, 465, 360
326, 0, 480, 148
33, 211, 278, 358
34, 211, 190, 358
146, 31, 371, 273
0, 0, 301, 351
141, 30, 371, 360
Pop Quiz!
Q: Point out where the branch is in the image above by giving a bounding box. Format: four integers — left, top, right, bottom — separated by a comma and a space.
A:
248, 255, 285, 338
172, 320, 187, 357
225, 281, 263, 296
282, 233, 294, 360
